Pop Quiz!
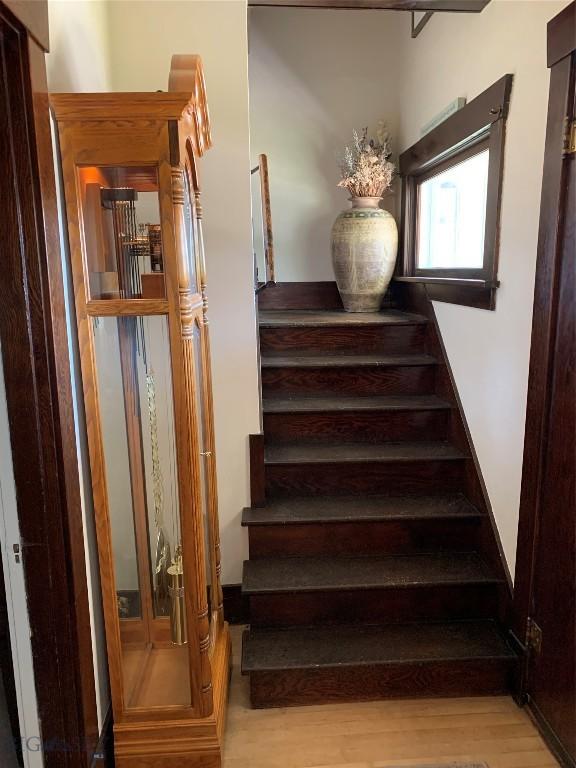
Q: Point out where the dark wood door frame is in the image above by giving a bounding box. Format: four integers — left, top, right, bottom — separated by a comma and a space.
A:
512, 2, 575, 765
0, 2, 102, 766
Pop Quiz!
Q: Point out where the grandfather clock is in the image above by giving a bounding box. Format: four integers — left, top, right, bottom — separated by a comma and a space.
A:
51, 55, 231, 767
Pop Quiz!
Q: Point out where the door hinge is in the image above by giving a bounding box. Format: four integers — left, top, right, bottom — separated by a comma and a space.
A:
563, 117, 576, 155
526, 616, 543, 654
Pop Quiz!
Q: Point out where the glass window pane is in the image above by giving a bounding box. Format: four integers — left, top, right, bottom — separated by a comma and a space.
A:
416, 149, 489, 270
93, 315, 191, 710
79, 166, 166, 300
93, 317, 141, 620
183, 171, 199, 294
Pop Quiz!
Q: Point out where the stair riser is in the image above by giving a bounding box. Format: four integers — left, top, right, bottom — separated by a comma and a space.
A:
265, 460, 466, 496
249, 584, 499, 628
248, 658, 513, 708
259, 324, 426, 356
263, 410, 449, 444
262, 366, 435, 397
247, 518, 482, 557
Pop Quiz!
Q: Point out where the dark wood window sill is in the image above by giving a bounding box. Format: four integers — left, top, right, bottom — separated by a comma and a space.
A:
393, 276, 498, 310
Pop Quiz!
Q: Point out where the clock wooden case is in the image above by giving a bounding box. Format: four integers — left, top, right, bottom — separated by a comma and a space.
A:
51, 56, 231, 767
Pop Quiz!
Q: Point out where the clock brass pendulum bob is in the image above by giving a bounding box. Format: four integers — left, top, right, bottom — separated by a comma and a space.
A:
168, 549, 187, 646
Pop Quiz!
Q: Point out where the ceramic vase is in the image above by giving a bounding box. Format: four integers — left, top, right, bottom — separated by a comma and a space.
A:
331, 196, 398, 312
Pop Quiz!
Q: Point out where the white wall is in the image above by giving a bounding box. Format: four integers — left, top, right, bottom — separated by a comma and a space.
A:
47, 0, 111, 91
44, 0, 566, 606
397, 0, 568, 576
47, 0, 113, 730
106, 0, 260, 585
249, 8, 404, 281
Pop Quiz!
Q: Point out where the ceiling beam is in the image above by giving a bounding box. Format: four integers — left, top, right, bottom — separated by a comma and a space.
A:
248, 0, 490, 11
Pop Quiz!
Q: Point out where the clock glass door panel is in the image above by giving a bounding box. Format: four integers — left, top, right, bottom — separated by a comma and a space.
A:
92, 314, 191, 710
183, 170, 199, 295
78, 165, 166, 301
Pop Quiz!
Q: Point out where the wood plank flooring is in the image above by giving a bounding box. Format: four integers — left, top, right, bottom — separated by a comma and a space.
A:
224, 627, 558, 768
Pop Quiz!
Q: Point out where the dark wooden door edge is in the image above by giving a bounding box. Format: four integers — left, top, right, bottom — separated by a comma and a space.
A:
1, 0, 49, 51
512, 1, 575, 673
547, 1, 576, 67
0, 5, 99, 766
512, 5, 575, 763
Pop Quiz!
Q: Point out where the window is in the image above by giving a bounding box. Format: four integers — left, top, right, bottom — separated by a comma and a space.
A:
399, 74, 513, 310
417, 147, 489, 270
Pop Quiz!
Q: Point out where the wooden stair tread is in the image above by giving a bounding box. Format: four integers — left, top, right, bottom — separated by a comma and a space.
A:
261, 353, 437, 368
262, 395, 451, 413
259, 310, 428, 328
242, 552, 498, 595
242, 493, 482, 526
265, 441, 466, 464
242, 621, 515, 672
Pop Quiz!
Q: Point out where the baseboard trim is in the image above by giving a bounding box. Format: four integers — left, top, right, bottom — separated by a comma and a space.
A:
257, 281, 343, 310
526, 698, 575, 768
91, 706, 114, 768
257, 281, 396, 311
223, 584, 249, 625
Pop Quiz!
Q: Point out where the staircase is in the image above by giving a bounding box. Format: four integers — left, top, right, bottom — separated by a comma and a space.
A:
241, 292, 515, 708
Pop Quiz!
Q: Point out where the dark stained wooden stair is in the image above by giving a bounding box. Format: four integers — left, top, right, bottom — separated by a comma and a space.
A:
242, 621, 516, 708
242, 299, 515, 707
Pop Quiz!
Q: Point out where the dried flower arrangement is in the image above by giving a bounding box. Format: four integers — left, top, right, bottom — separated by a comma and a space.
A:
338, 123, 395, 199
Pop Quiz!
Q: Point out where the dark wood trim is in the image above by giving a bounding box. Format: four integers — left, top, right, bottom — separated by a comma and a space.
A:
1, 0, 49, 51
258, 281, 344, 310
0, 6, 99, 766
526, 699, 576, 768
399, 74, 512, 309
424, 282, 496, 310
513, 10, 575, 706
396, 282, 512, 605
222, 584, 250, 625
399, 74, 512, 176
257, 280, 396, 311
27, 31, 100, 761
395, 278, 497, 310
411, 133, 490, 186
395, 276, 498, 287
411, 9, 433, 37
249, 433, 266, 506
249, 0, 490, 11
547, 1, 576, 68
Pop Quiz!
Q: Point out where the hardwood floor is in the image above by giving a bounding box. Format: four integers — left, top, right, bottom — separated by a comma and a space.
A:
224, 626, 558, 768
